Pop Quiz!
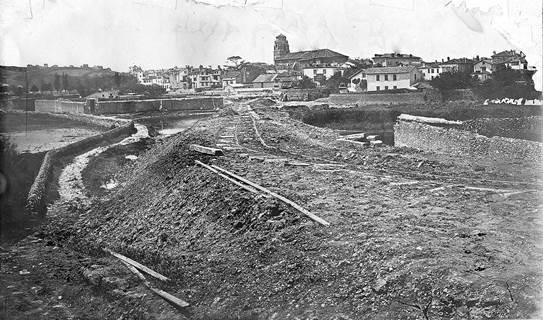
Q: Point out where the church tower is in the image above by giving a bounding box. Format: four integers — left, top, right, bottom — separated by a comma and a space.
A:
274, 34, 290, 64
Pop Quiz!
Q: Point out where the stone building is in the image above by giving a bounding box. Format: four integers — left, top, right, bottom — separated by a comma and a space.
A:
365, 65, 421, 92
273, 34, 348, 71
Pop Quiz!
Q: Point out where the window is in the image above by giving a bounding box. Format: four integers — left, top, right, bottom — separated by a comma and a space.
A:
376, 86, 380, 91
385, 86, 389, 90
393, 74, 397, 81
323, 69, 327, 74
393, 85, 397, 89
384, 74, 388, 81
376, 75, 380, 81
481, 66, 486, 72
313, 69, 317, 75
414, 74, 417, 80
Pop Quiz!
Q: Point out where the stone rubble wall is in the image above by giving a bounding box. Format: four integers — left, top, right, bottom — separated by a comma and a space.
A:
329, 90, 441, 106
34, 97, 223, 115
26, 121, 136, 215
394, 117, 542, 162
35, 99, 86, 114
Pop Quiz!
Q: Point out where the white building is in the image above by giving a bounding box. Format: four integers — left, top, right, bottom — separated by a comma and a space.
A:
302, 65, 342, 83
418, 63, 443, 81
347, 69, 366, 92
189, 70, 221, 89
365, 65, 421, 92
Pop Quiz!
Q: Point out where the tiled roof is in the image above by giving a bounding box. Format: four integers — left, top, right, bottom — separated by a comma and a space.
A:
492, 50, 524, 58
441, 58, 475, 65
374, 53, 421, 60
365, 65, 417, 74
346, 68, 366, 79
252, 74, 277, 83
275, 49, 347, 61
223, 70, 241, 78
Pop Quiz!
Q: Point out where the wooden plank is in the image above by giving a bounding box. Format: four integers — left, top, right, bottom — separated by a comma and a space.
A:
342, 133, 366, 140
104, 248, 170, 282
119, 260, 190, 309
337, 139, 369, 147
148, 287, 190, 308
210, 164, 330, 226
189, 144, 224, 156
195, 160, 259, 194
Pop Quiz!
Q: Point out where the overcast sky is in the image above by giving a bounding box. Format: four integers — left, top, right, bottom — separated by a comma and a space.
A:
1, 0, 541, 89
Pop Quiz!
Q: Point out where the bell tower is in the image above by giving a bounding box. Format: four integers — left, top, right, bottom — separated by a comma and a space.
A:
274, 34, 290, 64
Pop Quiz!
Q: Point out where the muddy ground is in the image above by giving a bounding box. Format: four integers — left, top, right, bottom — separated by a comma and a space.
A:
1, 112, 106, 153
1, 100, 542, 319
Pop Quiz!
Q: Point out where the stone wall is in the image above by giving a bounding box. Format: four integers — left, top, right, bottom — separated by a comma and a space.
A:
394, 117, 543, 162
94, 97, 223, 114
34, 97, 223, 115
26, 121, 136, 215
282, 89, 330, 101
329, 90, 440, 105
35, 99, 86, 114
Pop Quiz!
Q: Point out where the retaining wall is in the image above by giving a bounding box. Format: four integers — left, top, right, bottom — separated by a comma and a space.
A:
329, 90, 440, 105
26, 121, 136, 215
394, 117, 543, 162
282, 89, 330, 101
34, 97, 223, 115
35, 99, 86, 114
93, 97, 223, 114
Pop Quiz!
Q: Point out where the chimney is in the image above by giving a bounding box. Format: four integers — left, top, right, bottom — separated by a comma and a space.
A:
447, 57, 450, 61
476, 55, 480, 60
442, 58, 444, 63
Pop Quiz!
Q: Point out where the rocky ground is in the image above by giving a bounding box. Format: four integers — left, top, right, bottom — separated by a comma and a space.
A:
2, 99, 542, 319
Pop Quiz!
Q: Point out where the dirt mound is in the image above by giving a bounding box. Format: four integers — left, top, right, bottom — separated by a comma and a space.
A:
41, 130, 311, 317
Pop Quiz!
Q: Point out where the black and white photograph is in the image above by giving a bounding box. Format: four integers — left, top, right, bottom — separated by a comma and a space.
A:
0, 0, 542, 319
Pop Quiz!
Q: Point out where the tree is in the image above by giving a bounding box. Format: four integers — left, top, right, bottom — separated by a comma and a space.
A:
54, 73, 61, 91
430, 72, 477, 91
114, 72, 121, 88
14, 85, 24, 96
296, 76, 317, 89
473, 69, 539, 99
226, 56, 244, 68
41, 82, 52, 91
30, 84, 39, 92
62, 73, 70, 90
324, 72, 349, 92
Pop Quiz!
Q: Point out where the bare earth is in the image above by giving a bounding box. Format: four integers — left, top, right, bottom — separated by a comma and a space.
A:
2, 100, 542, 319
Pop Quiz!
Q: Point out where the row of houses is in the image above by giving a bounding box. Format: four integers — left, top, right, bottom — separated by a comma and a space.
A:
129, 34, 537, 94
347, 50, 537, 92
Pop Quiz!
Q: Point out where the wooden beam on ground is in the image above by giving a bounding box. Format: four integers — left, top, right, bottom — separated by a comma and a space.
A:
337, 139, 369, 147
118, 260, 190, 309
210, 164, 330, 226
148, 286, 190, 308
189, 144, 224, 156
104, 248, 170, 282
342, 133, 366, 140
195, 160, 259, 194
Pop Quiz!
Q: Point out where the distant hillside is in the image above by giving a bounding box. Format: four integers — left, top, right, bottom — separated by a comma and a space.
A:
0, 66, 137, 96
0, 66, 122, 87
